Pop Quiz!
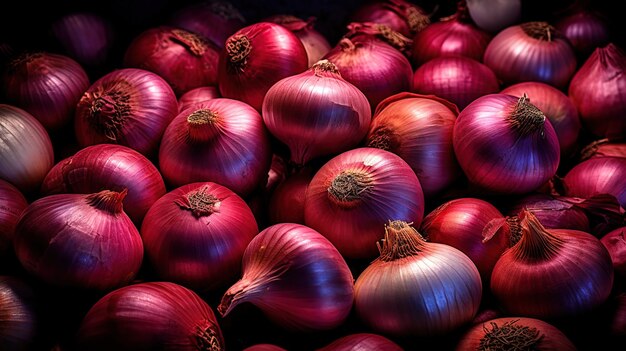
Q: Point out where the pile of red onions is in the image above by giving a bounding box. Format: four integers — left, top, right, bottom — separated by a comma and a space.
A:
555, 8, 611, 59
0, 179, 27, 257
563, 156, 626, 209
264, 15, 331, 67
349, 0, 430, 38
0, 276, 38, 351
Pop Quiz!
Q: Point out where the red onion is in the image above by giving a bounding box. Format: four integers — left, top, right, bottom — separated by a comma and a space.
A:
243, 345, 287, 351
563, 156, 626, 209
74, 68, 178, 159
411, 1, 492, 65
305, 147, 424, 259
580, 139, 626, 160
0, 179, 27, 257
178, 86, 220, 112
0, 276, 38, 351
141, 182, 258, 291
218, 223, 354, 331
466, 0, 521, 33
159, 98, 272, 197
2, 52, 89, 131
490, 210, 614, 318
350, 0, 430, 38
264, 15, 331, 67
14, 190, 143, 291
483, 22, 577, 89
601, 226, 626, 280
501, 81, 581, 157
453, 94, 560, 194
41, 144, 166, 226
167, 0, 246, 48
77, 281, 225, 351
555, 9, 611, 59
316, 333, 403, 351
218, 22, 308, 111
455, 317, 577, 350
354, 220, 482, 336
420, 197, 512, 284
343, 21, 414, 57
322, 36, 413, 110
412, 55, 500, 110
568, 43, 626, 139
507, 193, 590, 231
262, 60, 371, 166
366, 93, 460, 198
267, 167, 314, 225
0, 104, 54, 195
123, 26, 220, 96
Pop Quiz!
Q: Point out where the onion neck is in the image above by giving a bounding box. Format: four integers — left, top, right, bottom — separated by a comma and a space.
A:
86, 189, 127, 214
367, 126, 398, 151
521, 21, 557, 41
84, 85, 132, 141
404, 4, 430, 32
194, 325, 222, 351
327, 170, 372, 208
598, 43, 626, 73
187, 109, 222, 143
170, 29, 208, 56
176, 186, 221, 218
506, 216, 523, 247
312, 59, 341, 78
378, 220, 426, 262
226, 34, 251, 72
510, 211, 565, 262
506, 94, 546, 137
478, 319, 542, 350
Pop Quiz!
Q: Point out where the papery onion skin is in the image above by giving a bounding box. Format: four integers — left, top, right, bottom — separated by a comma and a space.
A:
555, 10, 611, 59
501, 81, 581, 157
0, 180, 28, 257
305, 147, 424, 259
506, 193, 590, 232
490, 211, 614, 318
563, 156, 626, 208
264, 15, 331, 67
218, 22, 308, 111
483, 22, 577, 89
349, 0, 430, 38
74, 68, 178, 159
13, 190, 143, 291
218, 223, 354, 331
0, 276, 38, 351
354, 220, 482, 336
2, 52, 90, 131
568, 43, 626, 139
411, 55, 500, 110
159, 98, 272, 197
580, 139, 626, 160
316, 333, 403, 351
178, 86, 220, 112
77, 281, 225, 351
262, 60, 371, 166
455, 317, 577, 351
40, 144, 166, 226
366, 92, 460, 198
452, 93, 560, 195
123, 26, 220, 96
466, 0, 521, 33
600, 226, 626, 280
0, 104, 54, 196
140, 182, 258, 291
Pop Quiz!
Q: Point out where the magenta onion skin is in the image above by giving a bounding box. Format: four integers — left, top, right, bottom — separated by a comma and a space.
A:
507, 193, 590, 232
349, 0, 430, 38
483, 22, 577, 89
140, 182, 258, 291
218, 223, 354, 331
74, 68, 178, 159
580, 139, 626, 160
563, 156, 626, 209
0, 276, 38, 351
0, 179, 28, 256
2, 52, 90, 131
267, 167, 313, 225
77, 281, 225, 351
41, 144, 166, 226
178, 86, 220, 112
568, 43, 626, 139
264, 15, 331, 67
501, 81, 581, 157
316, 333, 403, 351
555, 10, 611, 59
243, 345, 287, 351
158, 98, 272, 197
412, 55, 500, 110
601, 226, 626, 280
305, 147, 424, 259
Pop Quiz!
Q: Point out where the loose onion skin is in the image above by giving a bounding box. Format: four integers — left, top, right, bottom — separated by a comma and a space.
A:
264, 15, 331, 67
601, 226, 626, 280
350, 0, 430, 38
305, 147, 424, 259
316, 333, 403, 351
178, 86, 220, 113
0, 276, 38, 351
483, 22, 577, 89
563, 156, 626, 209
218, 223, 354, 331
0, 180, 28, 258
140, 182, 258, 291
76, 281, 225, 351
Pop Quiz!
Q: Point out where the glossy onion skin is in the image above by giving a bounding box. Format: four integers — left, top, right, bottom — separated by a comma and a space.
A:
177, 86, 220, 112
316, 333, 404, 351
555, 10, 611, 59
507, 193, 590, 232
264, 15, 332, 67
601, 226, 626, 279
563, 156, 626, 209
349, 0, 429, 38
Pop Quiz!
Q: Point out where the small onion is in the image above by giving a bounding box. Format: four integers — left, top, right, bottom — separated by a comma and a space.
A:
123, 26, 220, 96
178, 86, 220, 113
14, 190, 143, 291
267, 167, 314, 225
264, 15, 331, 67
483, 21, 577, 89
555, 9, 611, 59
455, 317, 577, 351
501, 81, 581, 157
77, 281, 225, 351
580, 138, 626, 161
354, 220, 482, 336
490, 210, 614, 318
452, 94, 560, 194
0, 276, 38, 351
563, 156, 626, 209
601, 226, 626, 280
568, 43, 626, 139
349, 0, 430, 38
0, 180, 27, 257
365, 92, 461, 198
305, 147, 424, 259
411, 55, 500, 110
466, 0, 521, 33
218, 223, 354, 331
0, 104, 54, 195
159, 98, 272, 197
140, 182, 258, 291
218, 22, 308, 111
262, 60, 371, 166
316, 333, 403, 351
74, 68, 178, 159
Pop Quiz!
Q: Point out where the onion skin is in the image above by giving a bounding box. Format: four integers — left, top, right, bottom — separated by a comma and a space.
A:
0, 276, 38, 351
600, 226, 626, 280
316, 333, 403, 351
77, 281, 225, 351
140, 182, 258, 291
264, 15, 331, 67
506, 193, 590, 232
563, 156, 626, 208
0, 179, 28, 257
243, 345, 287, 351
555, 9, 611, 59
568, 43, 626, 139
178, 86, 220, 112
455, 317, 577, 351
267, 167, 313, 225
580, 139, 626, 160
349, 0, 430, 38
466, 0, 521, 33
305, 147, 424, 259
218, 223, 354, 331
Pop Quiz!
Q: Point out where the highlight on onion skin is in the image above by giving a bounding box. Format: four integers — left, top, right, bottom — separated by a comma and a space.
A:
264, 14, 331, 67
0, 276, 39, 351
555, 8, 611, 59
563, 156, 626, 209
315, 333, 403, 351
601, 226, 626, 280
466, 0, 521, 33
